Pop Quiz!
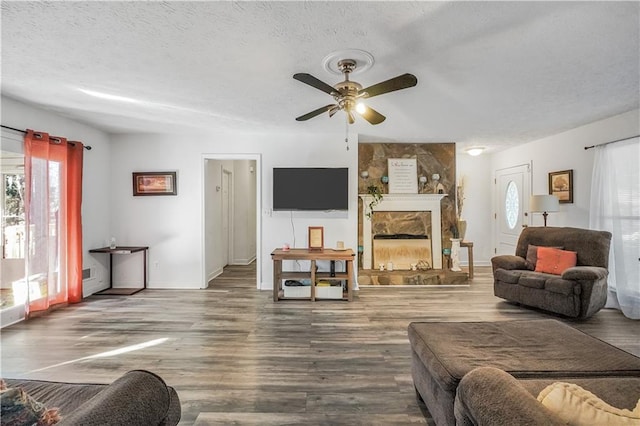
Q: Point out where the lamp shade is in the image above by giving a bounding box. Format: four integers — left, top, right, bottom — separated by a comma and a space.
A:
530, 195, 559, 213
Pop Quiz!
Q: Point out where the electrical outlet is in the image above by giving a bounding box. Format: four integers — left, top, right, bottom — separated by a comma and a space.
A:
154, 261, 159, 269
262, 208, 272, 217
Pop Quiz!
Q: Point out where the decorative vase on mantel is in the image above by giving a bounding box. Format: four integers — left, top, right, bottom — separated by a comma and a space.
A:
450, 238, 462, 272
457, 220, 467, 241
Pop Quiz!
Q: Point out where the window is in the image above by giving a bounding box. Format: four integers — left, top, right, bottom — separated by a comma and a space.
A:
2, 173, 26, 259
505, 180, 519, 230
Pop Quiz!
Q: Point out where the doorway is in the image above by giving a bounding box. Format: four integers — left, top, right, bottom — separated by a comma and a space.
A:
494, 163, 531, 255
202, 155, 260, 290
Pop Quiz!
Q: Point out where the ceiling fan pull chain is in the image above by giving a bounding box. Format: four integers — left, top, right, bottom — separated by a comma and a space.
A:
345, 115, 349, 151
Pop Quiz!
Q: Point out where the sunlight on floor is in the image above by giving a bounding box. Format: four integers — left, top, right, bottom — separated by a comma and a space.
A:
28, 337, 170, 373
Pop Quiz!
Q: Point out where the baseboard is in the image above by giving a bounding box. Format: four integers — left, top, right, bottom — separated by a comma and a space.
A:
230, 255, 256, 266
149, 281, 203, 289
83, 279, 108, 297
1, 304, 25, 328
207, 267, 224, 284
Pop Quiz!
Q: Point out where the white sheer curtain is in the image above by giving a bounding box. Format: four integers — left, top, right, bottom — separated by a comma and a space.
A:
589, 137, 640, 319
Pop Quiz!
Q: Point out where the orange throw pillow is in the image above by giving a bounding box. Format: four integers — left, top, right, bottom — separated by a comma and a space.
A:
535, 247, 577, 275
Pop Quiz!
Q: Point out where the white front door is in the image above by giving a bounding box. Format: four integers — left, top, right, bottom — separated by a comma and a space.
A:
495, 164, 531, 255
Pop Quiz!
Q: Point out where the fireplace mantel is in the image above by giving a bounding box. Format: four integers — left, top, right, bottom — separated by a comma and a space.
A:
359, 194, 447, 270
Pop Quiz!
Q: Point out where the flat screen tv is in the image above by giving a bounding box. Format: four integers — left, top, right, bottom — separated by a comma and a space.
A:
273, 167, 348, 211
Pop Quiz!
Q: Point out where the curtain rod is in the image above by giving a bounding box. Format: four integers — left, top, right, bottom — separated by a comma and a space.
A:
584, 134, 639, 150
1, 124, 92, 150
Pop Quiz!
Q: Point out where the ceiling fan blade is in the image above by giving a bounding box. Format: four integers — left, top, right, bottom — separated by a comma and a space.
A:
360, 73, 418, 99
293, 73, 338, 96
295, 104, 337, 121
328, 105, 340, 117
358, 105, 386, 125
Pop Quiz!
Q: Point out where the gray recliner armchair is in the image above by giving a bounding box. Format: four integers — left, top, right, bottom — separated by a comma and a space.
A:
491, 226, 612, 319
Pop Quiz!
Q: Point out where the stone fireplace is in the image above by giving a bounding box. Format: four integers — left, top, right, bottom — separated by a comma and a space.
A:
359, 194, 447, 269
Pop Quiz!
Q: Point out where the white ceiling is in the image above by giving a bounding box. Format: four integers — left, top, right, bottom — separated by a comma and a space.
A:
2, 1, 638, 153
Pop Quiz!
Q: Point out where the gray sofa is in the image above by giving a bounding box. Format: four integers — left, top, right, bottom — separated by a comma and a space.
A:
408, 319, 640, 425
491, 226, 612, 319
455, 366, 640, 425
4, 370, 181, 425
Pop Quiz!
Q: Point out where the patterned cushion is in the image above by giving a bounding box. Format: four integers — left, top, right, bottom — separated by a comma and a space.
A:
0, 380, 61, 425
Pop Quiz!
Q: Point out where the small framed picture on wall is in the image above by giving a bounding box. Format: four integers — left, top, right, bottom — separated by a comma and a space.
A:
133, 171, 177, 196
549, 169, 573, 204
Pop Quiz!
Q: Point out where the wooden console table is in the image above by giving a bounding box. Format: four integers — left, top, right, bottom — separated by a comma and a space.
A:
460, 241, 474, 279
89, 246, 149, 295
271, 248, 355, 302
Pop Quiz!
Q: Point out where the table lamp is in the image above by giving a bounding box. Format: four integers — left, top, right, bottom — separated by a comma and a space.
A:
530, 195, 559, 226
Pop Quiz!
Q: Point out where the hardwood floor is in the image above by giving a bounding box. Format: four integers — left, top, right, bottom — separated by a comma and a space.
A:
1, 264, 638, 425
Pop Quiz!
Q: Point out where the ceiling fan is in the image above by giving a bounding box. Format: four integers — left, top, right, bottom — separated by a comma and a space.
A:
293, 59, 418, 125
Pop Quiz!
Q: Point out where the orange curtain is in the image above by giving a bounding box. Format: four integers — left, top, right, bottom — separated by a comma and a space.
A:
24, 130, 84, 315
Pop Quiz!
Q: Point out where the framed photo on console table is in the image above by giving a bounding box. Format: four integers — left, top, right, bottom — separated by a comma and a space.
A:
133, 171, 177, 196
308, 226, 324, 251
548, 169, 573, 204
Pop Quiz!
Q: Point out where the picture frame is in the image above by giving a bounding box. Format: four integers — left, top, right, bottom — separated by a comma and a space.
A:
548, 169, 573, 204
133, 172, 177, 196
308, 226, 324, 251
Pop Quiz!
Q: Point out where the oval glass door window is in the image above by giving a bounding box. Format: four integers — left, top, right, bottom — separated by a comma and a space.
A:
505, 181, 519, 229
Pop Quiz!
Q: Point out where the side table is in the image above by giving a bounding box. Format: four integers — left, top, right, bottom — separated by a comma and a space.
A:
89, 246, 149, 295
460, 241, 474, 279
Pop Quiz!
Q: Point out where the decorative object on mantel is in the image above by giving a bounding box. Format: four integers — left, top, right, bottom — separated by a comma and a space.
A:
418, 176, 428, 193
431, 174, 445, 194
364, 185, 383, 219
549, 169, 573, 203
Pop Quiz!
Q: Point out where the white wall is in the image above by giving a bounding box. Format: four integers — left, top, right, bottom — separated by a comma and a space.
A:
1, 96, 112, 296
492, 109, 640, 231
110, 131, 357, 290
456, 153, 493, 265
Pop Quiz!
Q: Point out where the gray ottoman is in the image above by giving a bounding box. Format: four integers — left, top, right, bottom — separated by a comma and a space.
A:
408, 319, 640, 426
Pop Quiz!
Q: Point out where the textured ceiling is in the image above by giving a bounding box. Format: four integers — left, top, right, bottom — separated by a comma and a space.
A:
2, 1, 638, 152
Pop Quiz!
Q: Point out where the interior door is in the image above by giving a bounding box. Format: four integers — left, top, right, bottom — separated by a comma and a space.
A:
495, 164, 531, 255
222, 170, 230, 267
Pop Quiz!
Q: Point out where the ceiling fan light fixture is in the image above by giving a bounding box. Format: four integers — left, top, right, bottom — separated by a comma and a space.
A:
466, 146, 485, 156
293, 55, 417, 126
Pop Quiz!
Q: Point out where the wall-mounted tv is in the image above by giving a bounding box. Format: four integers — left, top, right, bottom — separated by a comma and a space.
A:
273, 167, 348, 211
